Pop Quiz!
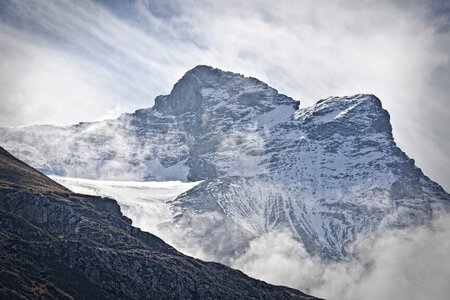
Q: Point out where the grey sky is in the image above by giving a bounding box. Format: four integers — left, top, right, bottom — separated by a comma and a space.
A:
0, 0, 449, 190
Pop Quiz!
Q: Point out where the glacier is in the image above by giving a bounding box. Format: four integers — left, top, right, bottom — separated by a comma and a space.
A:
50, 176, 200, 240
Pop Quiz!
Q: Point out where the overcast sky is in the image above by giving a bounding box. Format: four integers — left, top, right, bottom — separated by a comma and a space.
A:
0, 0, 449, 190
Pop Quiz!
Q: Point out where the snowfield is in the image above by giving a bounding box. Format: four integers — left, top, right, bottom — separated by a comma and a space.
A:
51, 176, 200, 238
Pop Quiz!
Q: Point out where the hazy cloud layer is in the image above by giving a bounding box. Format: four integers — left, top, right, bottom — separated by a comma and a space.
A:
0, 0, 449, 189
231, 214, 450, 300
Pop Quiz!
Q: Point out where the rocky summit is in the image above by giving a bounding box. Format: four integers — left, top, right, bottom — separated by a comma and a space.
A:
1, 65, 449, 262
0, 147, 319, 299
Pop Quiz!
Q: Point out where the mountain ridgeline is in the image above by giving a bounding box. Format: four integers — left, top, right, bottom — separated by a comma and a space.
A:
0, 147, 319, 299
1, 65, 449, 261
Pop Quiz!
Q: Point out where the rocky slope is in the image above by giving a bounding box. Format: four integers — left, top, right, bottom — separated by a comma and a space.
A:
1, 65, 449, 262
0, 147, 319, 299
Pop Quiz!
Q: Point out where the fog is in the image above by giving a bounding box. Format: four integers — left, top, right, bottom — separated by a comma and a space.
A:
232, 214, 450, 300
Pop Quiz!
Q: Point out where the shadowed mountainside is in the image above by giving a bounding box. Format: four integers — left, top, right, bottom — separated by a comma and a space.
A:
0, 147, 320, 299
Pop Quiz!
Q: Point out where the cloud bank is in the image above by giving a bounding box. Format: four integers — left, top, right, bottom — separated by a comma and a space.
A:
0, 0, 449, 189
231, 214, 450, 300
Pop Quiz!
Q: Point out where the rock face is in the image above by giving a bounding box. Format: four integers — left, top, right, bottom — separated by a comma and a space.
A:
0, 66, 297, 181
0, 147, 319, 299
1, 65, 449, 261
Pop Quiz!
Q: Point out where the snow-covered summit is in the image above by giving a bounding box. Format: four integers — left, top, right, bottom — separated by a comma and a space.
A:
0, 66, 448, 261
152, 65, 298, 119
296, 94, 388, 127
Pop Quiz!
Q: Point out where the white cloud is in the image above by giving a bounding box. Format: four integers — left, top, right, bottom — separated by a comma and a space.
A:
0, 27, 124, 126
231, 214, 450, 300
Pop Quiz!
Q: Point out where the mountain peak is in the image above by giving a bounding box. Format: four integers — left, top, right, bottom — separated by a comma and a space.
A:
153, 65, 298, 116
186, 64, 221, 76
1, 66, 449, 266
294, 94, 392, 137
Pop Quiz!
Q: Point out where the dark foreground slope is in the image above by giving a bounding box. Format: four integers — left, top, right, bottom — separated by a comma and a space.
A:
0, 147, 319, 299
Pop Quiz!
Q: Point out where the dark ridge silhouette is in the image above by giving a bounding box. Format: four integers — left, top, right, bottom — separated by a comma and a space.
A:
0, 147, 320, 300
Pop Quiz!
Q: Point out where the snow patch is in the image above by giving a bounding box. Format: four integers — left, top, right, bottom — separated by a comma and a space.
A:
51, 176, 200, 237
